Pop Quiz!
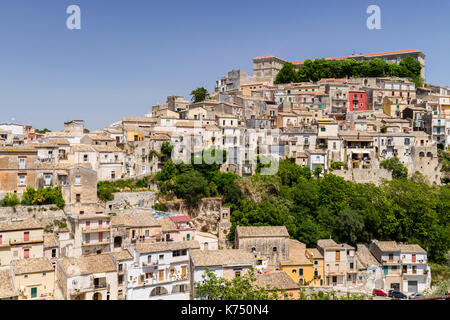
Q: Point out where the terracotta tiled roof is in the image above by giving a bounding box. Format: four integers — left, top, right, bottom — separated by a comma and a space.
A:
169, 216, 191, 224
281, 239, 311, 266
160, 217, 178, 232
59, 254, 117, 276
254, 271, 300, 290
190, 249, 255, 267
111, 212, 160, 228
134, 240, 200, 254
236, 226, 290, 238
398, 244, 426, 254
356, 244, 381, 269
43, 233, 58, 248
111, 249, 133, 261
0, 267, 18, 299
0, 219, 42, 232
11, 257, 53, 275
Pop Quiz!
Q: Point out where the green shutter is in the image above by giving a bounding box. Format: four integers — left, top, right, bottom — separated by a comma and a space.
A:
31, 287, 37, 298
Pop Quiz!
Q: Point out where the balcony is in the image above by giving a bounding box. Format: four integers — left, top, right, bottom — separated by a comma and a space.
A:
94, 283, 108, 291
382, 259, 401, 265
142, 261, 159, 268
81, 239, 111, 247
81, 226, 111, 233
132, 274, 188, 288
326, 265, 346, 275
9, 237, 44, 245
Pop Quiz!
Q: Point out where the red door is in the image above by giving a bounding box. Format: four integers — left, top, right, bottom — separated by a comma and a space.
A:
24, 249, 30, 259
24, 232, 29, 241
412, 254, 416, 263
99, 232, 103, 243
86, 221, 90, 231
98, 220, 102, 230
0, 235, 2, 245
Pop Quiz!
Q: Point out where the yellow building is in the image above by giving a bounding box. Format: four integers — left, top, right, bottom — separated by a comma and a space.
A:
305, 248, 325, 287
127, 131, 145, 142
11, 257, 55, 300
280, 239, 314, 286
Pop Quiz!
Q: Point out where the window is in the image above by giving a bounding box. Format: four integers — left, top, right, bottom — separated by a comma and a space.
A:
75, 176, 81, 185
42, 173, 53, 186
292, 269, 297, 274
145, 230, 149, 238
314, 260, 318, 265
83, 154, 88, 162
159, 254, 164, 260
24, 248, 30, 259
299, 268, 303, 276
314, 268, 318, 276
76, 194, 81, 202
118, 263, 123, 271
51, 248, 56, 258
19, 158, 26, 169
321, 127, 326, 132
19, 175, 26, 186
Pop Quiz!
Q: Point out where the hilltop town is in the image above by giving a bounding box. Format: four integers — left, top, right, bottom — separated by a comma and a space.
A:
0, 49, 449, 300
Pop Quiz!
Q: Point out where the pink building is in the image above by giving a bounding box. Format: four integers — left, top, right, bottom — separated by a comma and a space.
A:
349, 91, 368, 112
43, 233, 59, 268
160, 216, 196, 242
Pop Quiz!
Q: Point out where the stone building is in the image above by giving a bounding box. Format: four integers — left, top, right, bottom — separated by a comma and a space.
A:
234, 226, 290, 266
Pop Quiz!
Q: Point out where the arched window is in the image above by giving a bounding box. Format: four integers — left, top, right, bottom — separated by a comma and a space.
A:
150, 286, 168, 297
427, 152, 433, 158
273, 247, 277, 252
419, 152, 425, 157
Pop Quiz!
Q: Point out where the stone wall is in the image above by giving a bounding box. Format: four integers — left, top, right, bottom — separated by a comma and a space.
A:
162, 197, 223, 234
105, 191, 155, 212
332, 168, 392, 185
0, 205, 65, 226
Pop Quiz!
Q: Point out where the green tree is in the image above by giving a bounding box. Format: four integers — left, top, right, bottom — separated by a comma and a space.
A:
156, 159, 178, 181
190, 87, 208, 103
381, 157, 408, 179
174, 170, 209, 207
160, 141, 173, 157
274, 62, 298, 84
195, 268, 279, 300
334, 208, 365, 245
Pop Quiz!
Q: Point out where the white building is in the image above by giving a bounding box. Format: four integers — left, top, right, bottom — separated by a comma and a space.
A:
126, 241, 200, 300
56, 254, 118, 300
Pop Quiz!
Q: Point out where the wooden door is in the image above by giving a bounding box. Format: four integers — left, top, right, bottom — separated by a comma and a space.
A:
24, 232, 29, 241
98, 220, 102, 230
412, 254, 416, 263
335, 251, 340, 261
99, 232, 103, 243
159, 269, 164, 281
181, 266, 187, 278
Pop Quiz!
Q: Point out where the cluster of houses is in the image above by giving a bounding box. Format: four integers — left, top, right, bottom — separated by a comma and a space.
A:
1, 51, 450, 191
0, 49, 442, 300
0, 206, 431, 300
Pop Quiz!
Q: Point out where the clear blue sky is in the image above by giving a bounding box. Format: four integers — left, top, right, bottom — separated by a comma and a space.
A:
0, 0, 449, 130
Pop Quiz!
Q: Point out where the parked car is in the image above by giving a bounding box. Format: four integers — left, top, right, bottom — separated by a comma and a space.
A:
409, 293, 423, 299
372, 289, 387, 296
389, 290, 408, 299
